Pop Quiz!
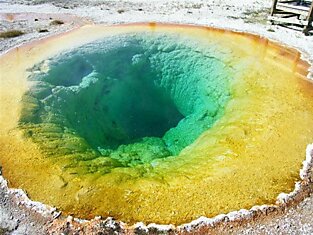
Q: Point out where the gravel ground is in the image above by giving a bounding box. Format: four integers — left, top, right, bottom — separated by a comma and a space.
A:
231, 196, 313, 235
0, 183, 49, 235
0, 0, 313, 234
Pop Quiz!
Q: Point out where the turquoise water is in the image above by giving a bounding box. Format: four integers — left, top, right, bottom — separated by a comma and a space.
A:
20, 33, 232, 168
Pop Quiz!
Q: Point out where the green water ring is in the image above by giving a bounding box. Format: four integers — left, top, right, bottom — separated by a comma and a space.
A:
19, 33, 232, 170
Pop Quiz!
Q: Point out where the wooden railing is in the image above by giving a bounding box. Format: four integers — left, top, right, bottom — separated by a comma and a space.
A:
270, 0, 313, 34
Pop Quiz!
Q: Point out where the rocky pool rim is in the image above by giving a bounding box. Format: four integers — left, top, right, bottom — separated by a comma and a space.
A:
0, 22, 313, 233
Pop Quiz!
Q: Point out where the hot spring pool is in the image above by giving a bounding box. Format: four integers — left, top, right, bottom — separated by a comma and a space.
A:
0, 23, 313, 225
